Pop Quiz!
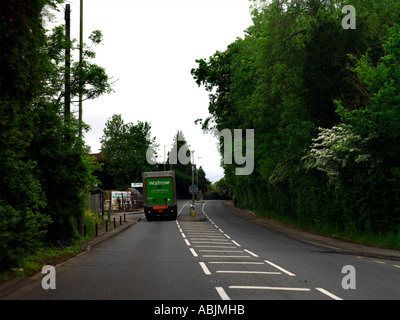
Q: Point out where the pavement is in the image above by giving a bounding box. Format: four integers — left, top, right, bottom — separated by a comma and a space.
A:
82, 210, 143, 251
223, 200, 400, 262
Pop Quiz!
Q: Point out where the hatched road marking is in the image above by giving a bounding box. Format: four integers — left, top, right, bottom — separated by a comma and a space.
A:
177, 201, 343, 300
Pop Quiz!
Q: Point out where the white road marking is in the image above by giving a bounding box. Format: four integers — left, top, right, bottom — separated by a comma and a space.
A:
264, 260, 296, 277
203, 255, 252, 258
190, 248, 198, 257
215, 287, 231, 300
194, 245, 237, 248
185, 233, 222, 236
231, 240, 241, 247
189, 238, 228, 241
177, 201, 191, 217
208, 261, 264, 265
199, 250, 243, 253
192, 241, 232, 244
217, 271, 282, 275
243, 249, 259, 257
315, 288, 343, 300
202, 201, 208, 214
199, 262, 212, 275
229, 286, 311, 291
184, 228, 216, 231
181, 200, 335, 300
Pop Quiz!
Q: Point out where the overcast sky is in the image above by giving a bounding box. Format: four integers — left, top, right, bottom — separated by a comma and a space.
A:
50, 0, 254, 183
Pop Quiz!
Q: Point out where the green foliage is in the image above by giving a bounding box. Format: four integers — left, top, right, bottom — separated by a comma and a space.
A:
164, 131, 210, 199
0, 0, 51, 270
83, 209, 103, 239
43, 24, 114, 105
29, 5, 113, 243
100, 114, 158, 190
0, 0, 114, 270
192, 0, 400, 248
30, 101, 98, 242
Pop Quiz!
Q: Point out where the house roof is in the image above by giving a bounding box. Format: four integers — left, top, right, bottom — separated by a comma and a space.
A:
127, 187, 143, 197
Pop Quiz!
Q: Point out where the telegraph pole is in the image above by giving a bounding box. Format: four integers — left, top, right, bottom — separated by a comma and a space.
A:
64, 4, 71, 122
78, 0, 83, 138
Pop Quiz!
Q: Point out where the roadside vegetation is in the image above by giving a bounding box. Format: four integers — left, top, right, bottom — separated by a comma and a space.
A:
192, 0, 400, 250
0, 0, 114, 273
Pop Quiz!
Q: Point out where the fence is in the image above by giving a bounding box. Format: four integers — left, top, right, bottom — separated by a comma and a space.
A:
86, 193, 103, 215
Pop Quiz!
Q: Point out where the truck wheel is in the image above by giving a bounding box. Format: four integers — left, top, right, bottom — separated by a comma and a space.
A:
146, 214, 153, 221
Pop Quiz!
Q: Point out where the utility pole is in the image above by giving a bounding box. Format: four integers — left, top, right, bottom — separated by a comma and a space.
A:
78, 0, 83, 138
64, 4, 71, 122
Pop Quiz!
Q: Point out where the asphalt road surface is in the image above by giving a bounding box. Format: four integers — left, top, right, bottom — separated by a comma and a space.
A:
5, 200, 400, 300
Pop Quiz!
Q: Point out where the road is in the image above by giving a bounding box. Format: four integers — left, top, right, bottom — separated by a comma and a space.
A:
4, 200, 400, 300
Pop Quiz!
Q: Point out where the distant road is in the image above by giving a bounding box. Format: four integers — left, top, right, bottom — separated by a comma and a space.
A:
4, 200, 400, 300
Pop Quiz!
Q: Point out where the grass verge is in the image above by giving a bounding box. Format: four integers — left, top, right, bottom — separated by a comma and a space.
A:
0, 243, 84, 285
253, 208, 400, 251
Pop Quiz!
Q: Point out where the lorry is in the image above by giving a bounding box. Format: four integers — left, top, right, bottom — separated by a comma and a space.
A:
142, 171, 177, 220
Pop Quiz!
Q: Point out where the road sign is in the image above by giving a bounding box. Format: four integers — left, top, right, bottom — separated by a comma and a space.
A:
190, 204, 196, 217
189, 184, 198, 194
131, 182, 143, 188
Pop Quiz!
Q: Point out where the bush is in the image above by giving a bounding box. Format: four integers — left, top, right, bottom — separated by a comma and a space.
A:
0, 203, 51, 272
83, 209, 103, 238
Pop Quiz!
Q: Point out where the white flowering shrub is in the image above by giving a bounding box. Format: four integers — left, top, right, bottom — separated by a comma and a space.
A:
302, 125, 376, 184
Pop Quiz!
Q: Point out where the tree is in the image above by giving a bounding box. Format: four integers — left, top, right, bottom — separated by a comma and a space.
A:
42, 24, 114, 115
192, 0, 400, 244
166, 131, 193, 199
29, 5, 114, 243
0, 0, 53, 270
100, 114, 158, 190
332, 23, 400, 233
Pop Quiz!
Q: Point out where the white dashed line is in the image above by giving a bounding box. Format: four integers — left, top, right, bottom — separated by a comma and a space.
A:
189, 248, 198, 257
215, 287, 231, 300
199, 262, 212, 275
243, 249, 259, 257
231, 240, 241, 247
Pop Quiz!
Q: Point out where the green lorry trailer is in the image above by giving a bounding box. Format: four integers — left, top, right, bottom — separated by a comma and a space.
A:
142, 171, 177, 221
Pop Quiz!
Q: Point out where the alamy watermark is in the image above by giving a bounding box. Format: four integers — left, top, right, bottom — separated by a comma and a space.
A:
342, 5, 356, 30
41, 265, 56, 290
146, 129, 255, 176
341, 265, 356, 290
